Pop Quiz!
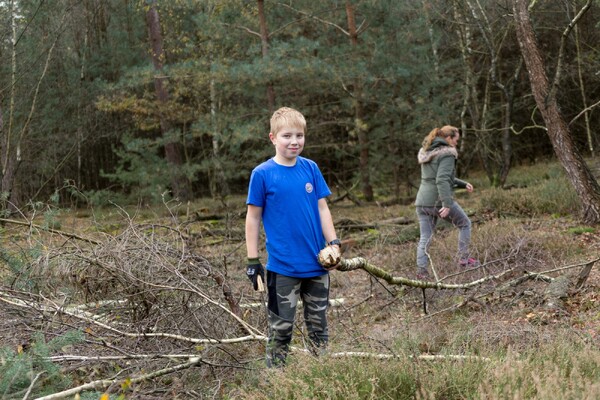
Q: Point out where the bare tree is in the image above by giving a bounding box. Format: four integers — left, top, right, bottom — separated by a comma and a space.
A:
257, 0, 276, 113
453, 0, 493, 178
464, 0, 522, 187
512, 0, 600, 224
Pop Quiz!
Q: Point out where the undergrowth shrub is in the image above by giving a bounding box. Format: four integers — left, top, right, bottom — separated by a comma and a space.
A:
425, 218, 566, 277
0, 331, 83, 398
478, 339, 600, 399
234, 353, 419, 400
231, 334, 600, 400
480, 174, 580, 218
0, 246, 43, 291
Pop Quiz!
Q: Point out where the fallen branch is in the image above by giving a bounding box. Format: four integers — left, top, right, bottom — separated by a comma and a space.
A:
47, 353, 202, 362
292, 347, 490, 362
335, 216, 413, 230
0, 217, 100, 244
329, 351, 491, 362
336, 257, 511, 289
0, 290, 266, 344
536, 257, 600, 276
420, 258, 599, 320
35, 357, 203, 400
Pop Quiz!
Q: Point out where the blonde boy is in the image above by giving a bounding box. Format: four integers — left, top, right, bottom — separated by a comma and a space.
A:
245, 107, 340, 367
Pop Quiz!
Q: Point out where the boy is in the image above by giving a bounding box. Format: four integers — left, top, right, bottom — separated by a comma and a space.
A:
245, 107, 341, 367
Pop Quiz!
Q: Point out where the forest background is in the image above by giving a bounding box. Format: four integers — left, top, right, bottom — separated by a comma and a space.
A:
1, 0, 599, 213
1, 0, 600, 399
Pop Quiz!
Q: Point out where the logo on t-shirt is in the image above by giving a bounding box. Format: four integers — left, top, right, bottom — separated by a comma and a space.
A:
305, 182, 313, 193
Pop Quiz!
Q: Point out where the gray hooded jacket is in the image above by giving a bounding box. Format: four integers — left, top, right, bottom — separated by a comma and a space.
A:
414, 137, 467, 208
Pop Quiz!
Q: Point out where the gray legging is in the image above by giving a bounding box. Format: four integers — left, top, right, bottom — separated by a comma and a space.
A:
416, 203, 472, 269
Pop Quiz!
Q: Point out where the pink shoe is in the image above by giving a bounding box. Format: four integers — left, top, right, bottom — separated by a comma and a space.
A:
459, 257, 480, 267
416, 269, 431, 280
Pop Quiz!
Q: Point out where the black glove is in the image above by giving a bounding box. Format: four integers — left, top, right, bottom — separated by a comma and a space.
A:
246, 258, 265, 291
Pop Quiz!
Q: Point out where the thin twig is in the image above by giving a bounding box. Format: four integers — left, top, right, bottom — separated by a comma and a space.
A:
22, 371, 45, 400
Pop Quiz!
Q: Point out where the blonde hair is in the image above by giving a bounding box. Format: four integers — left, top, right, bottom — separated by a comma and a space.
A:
270, 107, 306, 135
422, 125, 459, 150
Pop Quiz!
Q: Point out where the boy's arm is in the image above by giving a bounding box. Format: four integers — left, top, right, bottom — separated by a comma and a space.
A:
318, 198, 338, 246
245, 204, 263, 258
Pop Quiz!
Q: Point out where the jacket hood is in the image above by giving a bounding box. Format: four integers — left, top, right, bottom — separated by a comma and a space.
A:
418, 138, 458, 164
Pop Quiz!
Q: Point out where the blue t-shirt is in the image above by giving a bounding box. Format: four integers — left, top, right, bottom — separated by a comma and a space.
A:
246, 157, 332, 278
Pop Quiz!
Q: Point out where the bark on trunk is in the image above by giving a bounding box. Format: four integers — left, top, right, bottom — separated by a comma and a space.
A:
513, 0, 600, 223
146, 1, 190, 201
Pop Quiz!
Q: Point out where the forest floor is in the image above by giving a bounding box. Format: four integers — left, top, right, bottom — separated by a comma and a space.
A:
259, 197, 600, 357
223, 188, 600, 398
325, 199, 600, 350
1, 164, 600, 398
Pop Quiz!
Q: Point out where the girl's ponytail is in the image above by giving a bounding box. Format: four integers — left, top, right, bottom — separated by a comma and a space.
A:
421, 126, 459, 150
422, 127, 440, 150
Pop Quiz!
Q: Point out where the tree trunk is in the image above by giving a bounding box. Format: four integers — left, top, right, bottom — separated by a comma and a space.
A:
0, 1, 20, 213
498, 61, 522, 186
257, 0, 275, 114
209, 74, 229, 200
346, 0, 373, 202
0, 103, 18, 214
146, 0, 191, 201
513, 0, 600, 224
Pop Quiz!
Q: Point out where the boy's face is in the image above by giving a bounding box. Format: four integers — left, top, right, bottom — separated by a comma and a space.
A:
269, 127, 304, 162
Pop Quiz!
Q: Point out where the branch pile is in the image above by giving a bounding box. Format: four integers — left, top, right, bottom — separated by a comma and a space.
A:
0, 219, 265, 399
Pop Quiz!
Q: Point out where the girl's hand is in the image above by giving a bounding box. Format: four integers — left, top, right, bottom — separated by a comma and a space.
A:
439, 207, 450, 218
466, 183, 474, 192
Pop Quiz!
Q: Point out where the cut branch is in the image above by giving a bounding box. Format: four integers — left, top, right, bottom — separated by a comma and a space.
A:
336, 257, 512, 289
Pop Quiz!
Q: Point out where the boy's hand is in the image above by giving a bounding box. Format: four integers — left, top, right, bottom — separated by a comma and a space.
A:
318, 245, 341, 270
246, 258, 265, 291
